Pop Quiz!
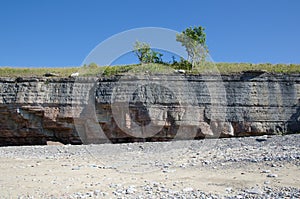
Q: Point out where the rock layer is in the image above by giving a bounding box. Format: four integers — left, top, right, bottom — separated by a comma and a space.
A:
1, 72, 300, 146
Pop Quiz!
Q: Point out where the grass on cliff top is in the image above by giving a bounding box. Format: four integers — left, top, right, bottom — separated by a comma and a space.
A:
0, 67, 79, 77
1, 63, 300, 77
215, 63, 300, 74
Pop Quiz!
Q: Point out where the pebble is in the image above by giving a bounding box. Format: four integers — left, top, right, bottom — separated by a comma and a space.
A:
203, 160, 211, 164
1, 134, 299, 198
261, 170, 271, 173
126, 186, 137, 194
245, 187, 263, 195
182, 187, 193, 192
225, 187, 233, 193
256, 135, 268, 142
267, 173, 278, 178
11, 185, 300, 198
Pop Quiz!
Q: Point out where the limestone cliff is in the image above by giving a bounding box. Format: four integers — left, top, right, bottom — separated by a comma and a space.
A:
1, 72, 300, 146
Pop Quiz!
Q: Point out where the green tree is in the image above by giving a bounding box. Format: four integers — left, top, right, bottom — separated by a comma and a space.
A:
133, 41, 163, 64
176, 26, 208, 69
151, 51, 163, 64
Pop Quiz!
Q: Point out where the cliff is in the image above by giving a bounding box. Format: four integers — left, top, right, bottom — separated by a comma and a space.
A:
1, 72, 300, 146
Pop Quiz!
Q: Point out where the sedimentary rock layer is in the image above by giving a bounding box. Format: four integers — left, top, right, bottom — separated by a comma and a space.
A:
1, 72, 300, 145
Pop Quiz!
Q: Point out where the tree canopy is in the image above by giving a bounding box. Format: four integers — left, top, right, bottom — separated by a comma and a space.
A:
176, 26, 208, 68
133, 41, 163, 64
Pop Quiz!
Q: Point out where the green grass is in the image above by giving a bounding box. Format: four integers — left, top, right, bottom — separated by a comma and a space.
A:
214, 63, 300, 74
0, 67, 79, 77
1, 63, 300, 77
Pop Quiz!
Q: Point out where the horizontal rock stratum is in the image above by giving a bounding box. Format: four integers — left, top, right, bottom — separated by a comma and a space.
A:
1, 72, 300, 146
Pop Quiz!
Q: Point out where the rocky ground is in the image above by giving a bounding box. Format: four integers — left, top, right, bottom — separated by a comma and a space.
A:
0, 134, 299, 198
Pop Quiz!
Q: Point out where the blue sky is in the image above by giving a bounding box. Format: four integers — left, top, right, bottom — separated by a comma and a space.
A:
0, 0, 299, 67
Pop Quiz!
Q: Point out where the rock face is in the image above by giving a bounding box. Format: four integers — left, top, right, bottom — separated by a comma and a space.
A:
1, 72, 300, 146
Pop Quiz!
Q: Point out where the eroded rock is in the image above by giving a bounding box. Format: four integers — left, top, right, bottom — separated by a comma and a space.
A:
1, 73, 300, 145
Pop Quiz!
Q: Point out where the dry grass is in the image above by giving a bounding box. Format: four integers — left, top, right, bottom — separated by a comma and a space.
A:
0, 67, 79, 77
1, 63, 300, 77
214, 63, 300, 74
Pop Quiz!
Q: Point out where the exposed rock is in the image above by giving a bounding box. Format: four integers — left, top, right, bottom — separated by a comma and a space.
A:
69, 72, 79, 77
1, 73, 300, 145
43, 73, 59, 77
174, 69, 186, 74
46, 141, 64, 145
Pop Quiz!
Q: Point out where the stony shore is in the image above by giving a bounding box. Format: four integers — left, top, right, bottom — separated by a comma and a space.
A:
0, 134, 299, 198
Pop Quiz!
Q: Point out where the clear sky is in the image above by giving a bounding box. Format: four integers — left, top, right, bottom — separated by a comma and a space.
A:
0, 0, 299, 67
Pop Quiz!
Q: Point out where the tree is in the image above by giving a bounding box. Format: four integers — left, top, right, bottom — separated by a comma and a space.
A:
151, 50, 163, 64
133, 41, 163, 64
176, 26, 208, 68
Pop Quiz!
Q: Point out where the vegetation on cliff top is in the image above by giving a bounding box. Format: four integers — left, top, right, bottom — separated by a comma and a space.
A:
1, 63, 300, 78
1, 26, 299, 77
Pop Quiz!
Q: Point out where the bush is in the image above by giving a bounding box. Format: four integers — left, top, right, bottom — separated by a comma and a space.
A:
171, 57, 192, 70
88, 63, 98, 69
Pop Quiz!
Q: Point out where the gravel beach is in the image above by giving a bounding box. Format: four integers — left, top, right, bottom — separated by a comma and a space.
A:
0, 134, 299, 198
